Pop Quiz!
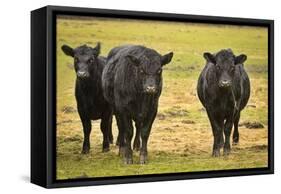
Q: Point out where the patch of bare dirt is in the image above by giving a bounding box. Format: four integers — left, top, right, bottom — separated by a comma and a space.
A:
164, 106, 189, 117
60, 135, 83, 143
181, 120, 195, 124
57, 119, 72, 125
239, 121, 264, 129
234, 145, 267, 152
61, 106, 76, 114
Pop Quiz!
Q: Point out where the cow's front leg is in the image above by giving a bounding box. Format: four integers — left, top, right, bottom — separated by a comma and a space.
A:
121, 115, 134, 164
139, 126, 150, 164
139, 111, 157, 164
81, 118, 92, 154
212, 126, 223, 157
206, 109, 223, 157
115, 114, 125, 155
133, 122, 141, 151
100, 112, 112, 152
108, 112, 114, 144
233, 112, 240, 145
77, 102, 92, 154
224, 116, 234, 155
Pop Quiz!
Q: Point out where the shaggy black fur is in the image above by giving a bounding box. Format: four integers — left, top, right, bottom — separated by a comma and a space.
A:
61, 43, 113, 154
102, 45, 173, 164
197, 49, 250, 157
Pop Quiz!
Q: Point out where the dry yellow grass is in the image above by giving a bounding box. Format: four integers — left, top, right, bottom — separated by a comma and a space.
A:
56, 17, 268, 179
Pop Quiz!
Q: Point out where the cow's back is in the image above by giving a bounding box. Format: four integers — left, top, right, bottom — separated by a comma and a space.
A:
102, 45, 134, 105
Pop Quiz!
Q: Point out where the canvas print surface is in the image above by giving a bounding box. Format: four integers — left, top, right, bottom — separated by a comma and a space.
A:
56, 15, 268, 180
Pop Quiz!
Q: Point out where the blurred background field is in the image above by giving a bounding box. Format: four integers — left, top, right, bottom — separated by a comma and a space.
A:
56, 16, 268, 180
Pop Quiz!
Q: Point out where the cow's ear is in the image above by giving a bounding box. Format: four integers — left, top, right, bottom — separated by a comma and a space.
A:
61, 45, 74, 57
126, 55, 140, 66
235, 54, 247, 65
93, 42, 101, 57
203, 52, 216, 64
161, 52, 173, 66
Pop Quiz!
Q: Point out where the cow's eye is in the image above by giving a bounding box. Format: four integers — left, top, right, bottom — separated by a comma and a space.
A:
230, 66, 235, 72
216, 66, 221, 71
88, 58, 94, 64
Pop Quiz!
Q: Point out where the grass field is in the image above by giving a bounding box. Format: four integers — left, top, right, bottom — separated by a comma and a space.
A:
56, 16, 268, 180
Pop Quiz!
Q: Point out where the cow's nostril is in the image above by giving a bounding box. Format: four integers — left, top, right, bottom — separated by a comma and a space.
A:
146, 86, 156, 93
77, 71, 88, 78
219, 80, 231, 87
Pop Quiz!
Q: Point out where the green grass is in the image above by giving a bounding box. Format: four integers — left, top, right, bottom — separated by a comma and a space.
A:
56, 16, 268, 180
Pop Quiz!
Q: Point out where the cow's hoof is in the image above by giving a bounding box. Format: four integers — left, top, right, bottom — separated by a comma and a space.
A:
133, 144, 140, 151
119, 147, 126, 156
124, 158, 133, 164
109, 136, 114, 144
223, 147, 231, 156
140, 158, 147, 165
219, 140, 224, 149
232, 141, 239, 146
140, 160, 147, 165
232, 138, 239, 145
133, 139, 140, 151
116, 136, 120, 146
103, 142, 110, 152
133, 147, 140, 152
212, 150, 220, 157
102, 147, 110, 153
140, 153, 147, 164
81, 149, 90, 154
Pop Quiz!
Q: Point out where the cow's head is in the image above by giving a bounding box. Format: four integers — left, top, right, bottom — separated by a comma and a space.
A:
203, 49, 247, 88
61, 43, 101, 79
126, 50, 173, 94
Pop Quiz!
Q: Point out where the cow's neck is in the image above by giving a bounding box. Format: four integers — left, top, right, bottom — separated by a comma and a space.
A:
133, 93, 158, 121
216, 87, 236, 107
78, 77, 101, 95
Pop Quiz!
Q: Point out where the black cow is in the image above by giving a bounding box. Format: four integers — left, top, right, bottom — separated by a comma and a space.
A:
197, 49, 250, 157
102, 45, 173, 164
61, 43, 113, 154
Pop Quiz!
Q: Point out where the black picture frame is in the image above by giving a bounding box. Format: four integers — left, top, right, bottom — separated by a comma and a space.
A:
31, 5, 274, 188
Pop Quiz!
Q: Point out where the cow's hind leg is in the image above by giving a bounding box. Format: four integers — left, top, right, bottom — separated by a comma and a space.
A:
232, 112, 240, 145
81, 118, 92, 154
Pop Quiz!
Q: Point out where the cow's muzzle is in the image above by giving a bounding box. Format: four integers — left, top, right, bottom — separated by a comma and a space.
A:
144, 86, 157, 94
77, 71, 89, 78
219, 80, 232, 88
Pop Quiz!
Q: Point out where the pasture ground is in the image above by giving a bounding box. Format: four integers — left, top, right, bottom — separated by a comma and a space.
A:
56, 16, 268, 179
